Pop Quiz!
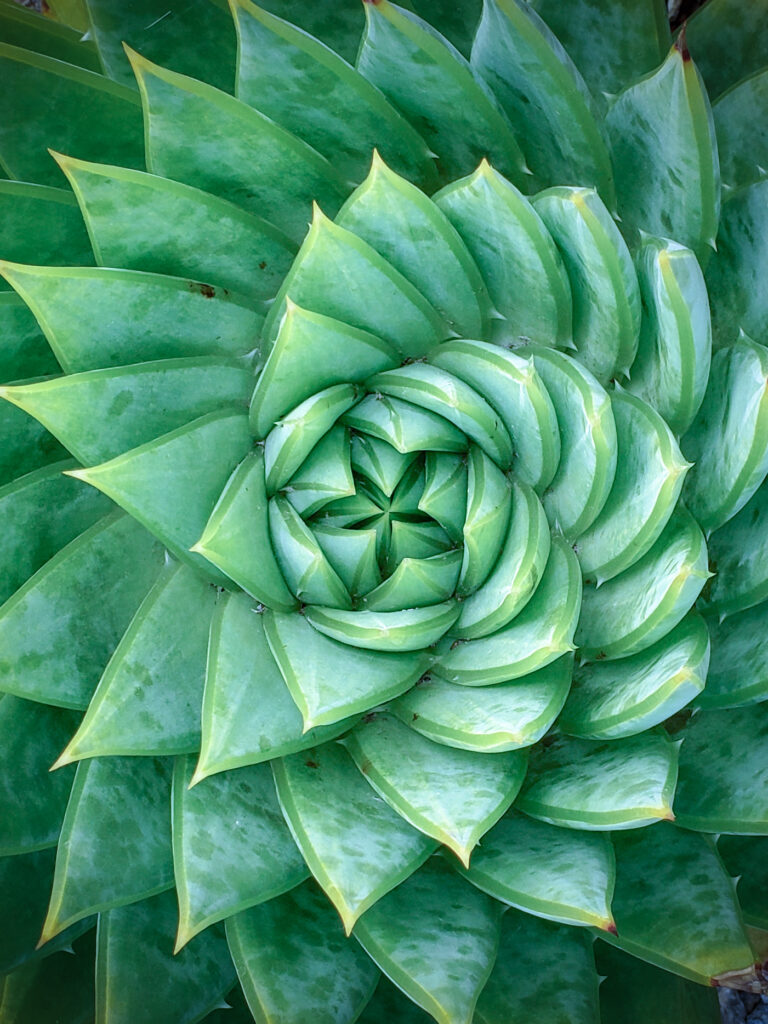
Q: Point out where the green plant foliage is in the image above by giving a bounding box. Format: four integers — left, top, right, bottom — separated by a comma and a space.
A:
0, 0, 766, 1020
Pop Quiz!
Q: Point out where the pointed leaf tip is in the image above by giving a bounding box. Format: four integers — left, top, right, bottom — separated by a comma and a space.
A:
675, 25, 691, 62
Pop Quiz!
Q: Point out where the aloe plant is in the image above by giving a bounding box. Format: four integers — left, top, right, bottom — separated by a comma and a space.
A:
1, 0, 768, 1021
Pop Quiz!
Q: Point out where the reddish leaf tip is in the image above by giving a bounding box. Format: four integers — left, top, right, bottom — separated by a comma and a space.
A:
675, 25, 691, 62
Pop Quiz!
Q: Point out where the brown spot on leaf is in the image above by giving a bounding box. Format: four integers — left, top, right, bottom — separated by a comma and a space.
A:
258, 261, 267, 270
304, 759, 319, 769
189, 281, 216, 298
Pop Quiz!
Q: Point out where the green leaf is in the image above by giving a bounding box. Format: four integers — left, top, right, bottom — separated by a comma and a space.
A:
265, 383, 359, 495
682, 335, 768, 533
357, 976, 433, 1024
57, 155, 296, 301
713, 70, 768, 189
0, 696, 78, 855
369, 363, 513, 468
560, 614, 709, 740
604, 41, 720, 264
533, 186, 641, 383
702, 476, 768, 616
84, 0, 237, 92
674, 705, 768, 833
0, 387, 66, 487
454, 481, 549, 639
227, 880, 379, 1024
518, 731, 678, 830
172, 757, 308, 949
418, 452, 466, 541
429, 339, 560, 492
267, 494, 353, 608
356, 0, 526, 185
626, 235, 712, 436
685, 0, 768, 100
336, 153, 489, 336
471, 0, 614, 203
273, 742, 436, 934
70, 410, 252, 580
699, 601, 768, 709
343, 394, 466, 455
0, 929, 96, 1024
362, 550, 461, 612
196, 596, 359, 781
0, 0, 100, 71
597, 942, 722, 1024
391, 657, 572, 752
54, 563, 215, 763
0, 459, 111, 605
0, 263, 263, 373
0, 181, 92, 276
576, 506, 709, 661
604, 822, 755, 987
96, 890, 235, 1024
342, 713, 526, 865
305, 601, 460, 653
1, 357, 252, 465
434, 536, 581, 685
530, 0, 670, 100
574, 390, 690, 584
130, 47, 348, 244
0, 291, 56, 380
264, 609, 428, 729
233, 1, 436, 189
433, 162, 572, 349
0, 43, 143, 186
352, 434, 418, 500
353, 857, 502, 1024
250, 303, 397, 439
288, 426, 356, 518
455, 445, 511, 595
262, 205, 448, 354
476, 911, 600, 1024
527, 346, 616, 539
193, 451, 298, 611
460, 812, 615, 930
0, 511, 163, 709
41, 756, 174, 944
718, 835, 768, 928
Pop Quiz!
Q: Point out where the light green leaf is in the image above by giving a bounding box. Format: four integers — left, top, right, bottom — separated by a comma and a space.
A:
456, 445, 511, 595
233, 1, 436, 188
96, 890, 235, 1024
264, 610, 428, 729
0, 696, 78, 855
460, 812, 615, 930
288, 426, 356, 518
560, 614, 709, 739
0, 42, 142, 186
351, 434, 417, 500
313, 521, 381, 598
193, 451, 297, 611
54, 563, 215, 763
433, 162, 572, 349
70, 410, 252, 580
1, 357, 252, 465
604, 40, 720, 263
58, 155, 296, 301
576, 506, 709, 661
336, 153, 490, 336
130, 47, 347, 244
574, 390, 689, 584
434, 536, 581, 685
533, 186, 640, 383
362, 551, 461, 612
0, 511, 163, 709
0, 263, 262, 374
227, 880, 379, 1024
172, 757, 308, 949
273, 742, 436, 934
391, 657, 572, 752
268, 495, 353, 608
527, 346, 616, 539
343, 713, 526, 865
674, 705, 768, 833
626, 235, 712, 436
262, 206, 448, 354
476, 911, 600, 1024
196, 596, 359, 781
305, 601, 460, 653
682, 336, 768, 533
356, 0, 527, 185
699, 601, 768, 709
605, 822, 755, 986
471, 0, 614, 202
41, 756, 174, 944
353, 857, 502, 1024
702, 476, 768, 617
343, 394, 466, 455
250, 303, 397, 439
713, 69, 768, 189
418, 452, 466, 541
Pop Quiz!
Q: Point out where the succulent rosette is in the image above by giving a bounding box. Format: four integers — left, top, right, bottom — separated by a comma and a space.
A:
2, 0, 768, 1021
